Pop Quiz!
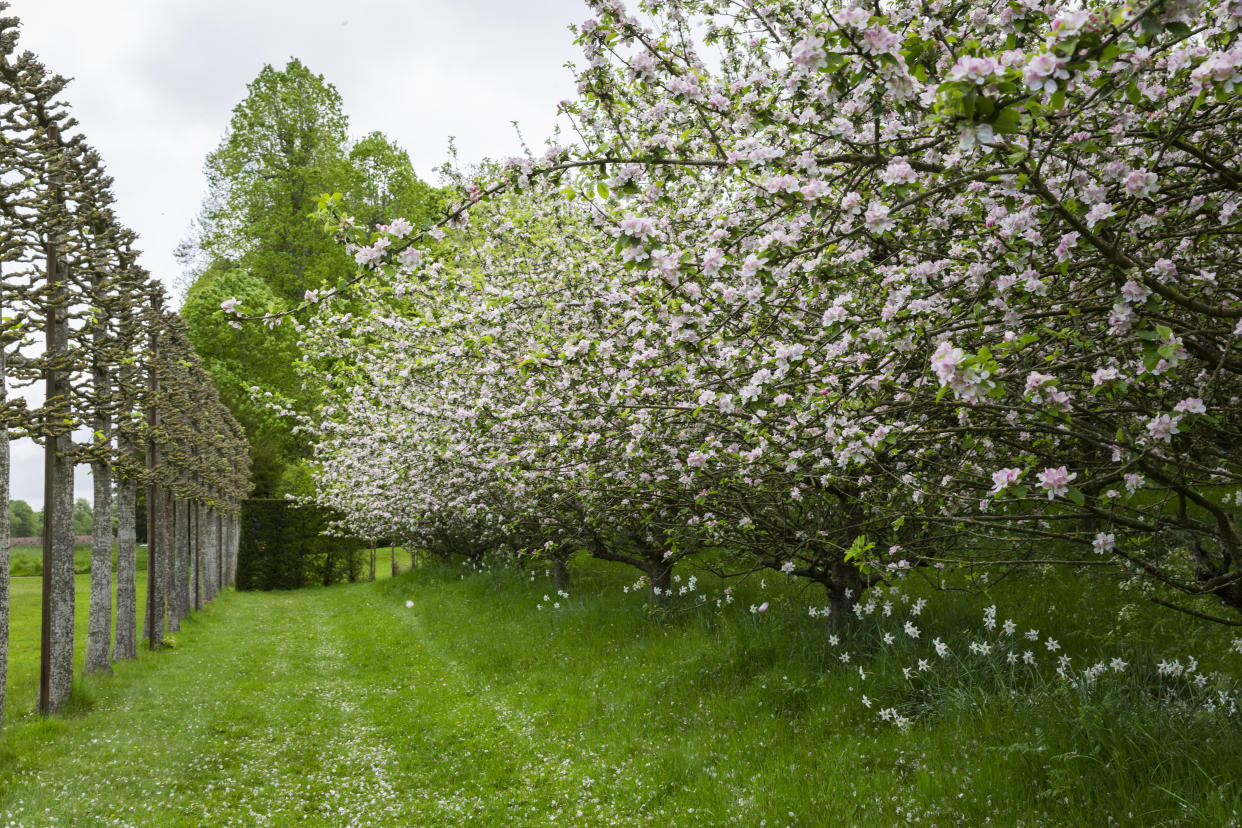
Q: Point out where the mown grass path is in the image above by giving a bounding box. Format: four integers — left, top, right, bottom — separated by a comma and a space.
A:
4, 572, 733, 827
3, 562, 1240, 826
2, 582, 419, 826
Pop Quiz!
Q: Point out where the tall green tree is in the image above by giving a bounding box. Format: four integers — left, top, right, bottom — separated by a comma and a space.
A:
180, 59, 441, 496
72, 498, 93, 536
344, 131, 441, 233
8, 499, 37, 537
182, 59, 354, 302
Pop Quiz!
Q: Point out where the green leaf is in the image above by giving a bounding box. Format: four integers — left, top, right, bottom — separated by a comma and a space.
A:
1165, 21, 1191, 38
991, 107, 1022, 134
1066, 487, 1086, 506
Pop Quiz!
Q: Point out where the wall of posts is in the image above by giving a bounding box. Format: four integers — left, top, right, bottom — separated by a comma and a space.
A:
0, 4, 251, 729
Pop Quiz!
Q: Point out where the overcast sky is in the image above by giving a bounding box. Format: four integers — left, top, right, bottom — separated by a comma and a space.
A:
6, 0, 588, 511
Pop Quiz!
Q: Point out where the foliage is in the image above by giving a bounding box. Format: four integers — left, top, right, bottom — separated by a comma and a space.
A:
182, 59, 354, 303
180, 62, 441, 498
6, 500, 37, 538
344, 131, 442, 235
236, 499, 363, 590
71, 498, 92, 536
182, 266, 302, 496
283, 0, 1242, 631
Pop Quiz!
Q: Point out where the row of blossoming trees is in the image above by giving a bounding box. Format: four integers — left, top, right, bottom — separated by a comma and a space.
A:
248, 0, 1241, 627
0, 5, 250, 730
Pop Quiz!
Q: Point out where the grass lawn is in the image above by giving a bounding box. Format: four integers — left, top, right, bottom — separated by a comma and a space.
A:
0, 552, 1238, 826
8, 544, 149, 577
4, 570, 150, 721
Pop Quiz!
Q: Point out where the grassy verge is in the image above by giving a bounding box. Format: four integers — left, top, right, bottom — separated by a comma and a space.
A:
0, 554, 1238, 826
4, 570, 150, 720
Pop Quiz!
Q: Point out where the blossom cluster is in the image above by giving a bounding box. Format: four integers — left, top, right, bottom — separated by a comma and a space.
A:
290, 0, 1242, 622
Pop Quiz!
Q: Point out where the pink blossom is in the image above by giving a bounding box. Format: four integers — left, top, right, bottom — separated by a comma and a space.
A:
862, 26, 900, 55
792, 36, 827, 71
384, 217, 412, 237
880, 157, 918, 185
931, 342, 966, 386
1092, 366, 1120, 386
1174, 397, 1206, 414
1151, 259, 1177, 280
1085, 203, 1115, 229
990, 467, 1023, 494
1054, 232, 1079, 262
1024, 54, 1068, 94
398, 247, 423, 269
1037, 466, 1077, 499
1123, 170, 1158, 197
948, 56, 1000, 83
864, 202, 894, 232
619, 214, 657, 241
701, 247, 724, 275
1145, 413, 1182, 442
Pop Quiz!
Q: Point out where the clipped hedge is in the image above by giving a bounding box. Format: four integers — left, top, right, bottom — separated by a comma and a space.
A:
236, 499, 364, 591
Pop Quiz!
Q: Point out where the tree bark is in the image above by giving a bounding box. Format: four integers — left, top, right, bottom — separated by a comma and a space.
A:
646, 560, 672, 600
203, 507, 217, 603
114, 466, 138, 661
144, 295, 163, 649
391, 543, 398, 578
173, 497, 191, 629
144, 481, 165, 648
44, 405, 75, 711
41, 268, 76, 715
160, 489, 173, 626
84, 453, 113, 673
226, 514, 237, 588
217, 511, 224, 595
193, 501, 202, 610
0, 346, 9, 732
552, 556, 570, 591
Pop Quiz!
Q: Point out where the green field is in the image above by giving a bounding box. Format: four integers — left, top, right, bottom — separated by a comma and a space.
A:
1, 551, 1240, 826
7, 544, 149, 578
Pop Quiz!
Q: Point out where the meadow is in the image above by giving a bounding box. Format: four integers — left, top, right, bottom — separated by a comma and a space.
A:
1, 550, 1238, 826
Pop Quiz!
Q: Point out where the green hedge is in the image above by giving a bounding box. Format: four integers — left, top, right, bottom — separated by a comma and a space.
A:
236, 499, 364, 591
